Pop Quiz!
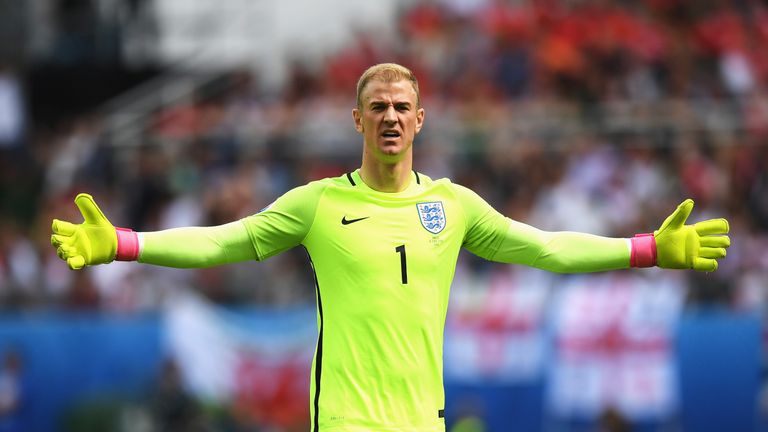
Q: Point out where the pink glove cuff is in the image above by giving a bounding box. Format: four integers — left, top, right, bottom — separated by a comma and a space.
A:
630, 233, 657, 268
115, 227, 139, 261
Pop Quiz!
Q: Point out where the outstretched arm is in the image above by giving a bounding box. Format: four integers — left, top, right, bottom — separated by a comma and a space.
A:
51, 193, 256, 269
493, 199, 730, 273
138, 223, 256, 268
489, 221, 631, 273
457, 182, 730, 273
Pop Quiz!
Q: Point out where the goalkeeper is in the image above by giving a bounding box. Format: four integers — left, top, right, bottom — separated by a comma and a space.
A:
50, 63, 730, 432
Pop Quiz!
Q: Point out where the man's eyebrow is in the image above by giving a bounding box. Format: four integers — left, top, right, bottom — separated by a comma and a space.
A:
368, 100, 412, 107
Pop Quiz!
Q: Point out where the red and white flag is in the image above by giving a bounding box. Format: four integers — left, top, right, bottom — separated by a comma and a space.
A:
164, 292, 316, 428
548, 272, 685, 419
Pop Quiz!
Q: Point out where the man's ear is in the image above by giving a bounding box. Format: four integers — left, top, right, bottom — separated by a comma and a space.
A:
352, 108, 363, 133
414, 107, 425, 134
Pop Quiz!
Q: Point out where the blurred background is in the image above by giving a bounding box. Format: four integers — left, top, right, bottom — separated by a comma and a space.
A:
0, 0, 767, 431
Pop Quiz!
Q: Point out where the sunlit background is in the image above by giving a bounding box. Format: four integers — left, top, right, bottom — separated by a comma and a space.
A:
0, 0, 767, 431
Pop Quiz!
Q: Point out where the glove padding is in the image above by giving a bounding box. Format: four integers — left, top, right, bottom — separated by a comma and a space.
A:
50, 193, 117, 270
655, 199, 730, 272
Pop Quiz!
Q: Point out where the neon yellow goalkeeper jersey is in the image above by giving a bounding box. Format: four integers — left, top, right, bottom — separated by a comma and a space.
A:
240, 170, 629, 432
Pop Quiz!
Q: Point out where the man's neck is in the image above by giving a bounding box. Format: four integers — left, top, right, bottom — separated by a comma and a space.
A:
359, 158, 413, 193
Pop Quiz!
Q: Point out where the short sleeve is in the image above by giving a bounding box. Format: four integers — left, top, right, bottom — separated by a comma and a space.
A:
241, 181, 327, 261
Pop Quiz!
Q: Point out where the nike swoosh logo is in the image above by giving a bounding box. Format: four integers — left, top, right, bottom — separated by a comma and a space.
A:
341, 216, 370, 225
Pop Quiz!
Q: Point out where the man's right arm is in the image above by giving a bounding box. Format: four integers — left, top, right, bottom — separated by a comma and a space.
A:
51, 183, 324, 270
50, 194, 258, 269
138, 222, 256, 268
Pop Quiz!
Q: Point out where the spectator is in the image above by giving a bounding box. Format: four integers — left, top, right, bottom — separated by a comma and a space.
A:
150, 358, 206, 432
0, 348, 23, 432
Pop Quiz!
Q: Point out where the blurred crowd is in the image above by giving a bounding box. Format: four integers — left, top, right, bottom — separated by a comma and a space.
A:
0, 0, 767, 314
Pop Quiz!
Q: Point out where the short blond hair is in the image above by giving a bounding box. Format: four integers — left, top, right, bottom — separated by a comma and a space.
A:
356, 63, 420, 109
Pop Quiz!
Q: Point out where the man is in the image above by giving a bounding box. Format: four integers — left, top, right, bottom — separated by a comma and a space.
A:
51, 63, 730, 432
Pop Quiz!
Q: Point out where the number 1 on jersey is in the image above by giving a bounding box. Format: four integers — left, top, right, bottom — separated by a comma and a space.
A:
395, 244, 408, 284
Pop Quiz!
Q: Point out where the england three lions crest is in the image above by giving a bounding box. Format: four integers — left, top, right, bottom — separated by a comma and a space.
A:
417, 202, 446, 234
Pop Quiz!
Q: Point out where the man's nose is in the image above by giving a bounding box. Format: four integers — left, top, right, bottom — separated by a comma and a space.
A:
383, 105, 397, 122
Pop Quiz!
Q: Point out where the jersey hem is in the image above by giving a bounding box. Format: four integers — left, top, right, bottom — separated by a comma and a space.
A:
319, 424, 445, 432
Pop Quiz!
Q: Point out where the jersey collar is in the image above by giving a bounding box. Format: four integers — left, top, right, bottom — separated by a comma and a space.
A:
350, 169, 421, 196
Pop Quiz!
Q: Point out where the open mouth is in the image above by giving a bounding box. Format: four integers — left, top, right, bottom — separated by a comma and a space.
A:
381, 130, 401, 139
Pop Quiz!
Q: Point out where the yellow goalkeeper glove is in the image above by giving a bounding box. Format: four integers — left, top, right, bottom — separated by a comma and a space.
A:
651, 199, 730, 272
50, 193, 138, 270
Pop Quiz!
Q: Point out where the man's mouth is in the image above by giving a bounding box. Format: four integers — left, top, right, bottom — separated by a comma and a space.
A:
381, 130, 401, 139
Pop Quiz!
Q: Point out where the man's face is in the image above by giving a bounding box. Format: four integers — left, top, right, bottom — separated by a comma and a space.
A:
353, 79, 425, 163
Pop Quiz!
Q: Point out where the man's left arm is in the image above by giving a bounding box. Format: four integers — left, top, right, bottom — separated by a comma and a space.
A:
490, 221, 631, 273
456, 184, 730, 272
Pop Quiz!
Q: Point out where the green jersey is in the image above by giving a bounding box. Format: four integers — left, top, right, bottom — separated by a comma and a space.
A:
140, 169, 628, 431
238, 170, 630, 431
